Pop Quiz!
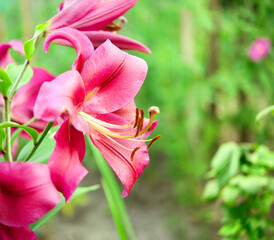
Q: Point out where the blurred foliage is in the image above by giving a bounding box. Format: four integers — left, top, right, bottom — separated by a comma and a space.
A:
203, 143, 274, 239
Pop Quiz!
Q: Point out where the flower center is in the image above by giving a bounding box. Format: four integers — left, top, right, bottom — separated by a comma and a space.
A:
78, 106, 161, 161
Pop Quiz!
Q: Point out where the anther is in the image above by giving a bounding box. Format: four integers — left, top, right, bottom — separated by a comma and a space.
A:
134, 108, 139, 128
131, 147, 141, 162
118, 16, 128, 27
147, 135, 161, 150
139, 108, 144, 131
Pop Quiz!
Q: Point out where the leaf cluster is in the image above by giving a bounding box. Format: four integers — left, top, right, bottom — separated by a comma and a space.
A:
203, 143, 274, 239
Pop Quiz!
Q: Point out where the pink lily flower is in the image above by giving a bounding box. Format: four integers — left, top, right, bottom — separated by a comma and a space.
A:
0, 40, 24, 69
48, 0, 151, 53
0, 162, 61, 240
248, 37, 271, 62
34, 29, 159, 200
0, 40, 55, 135
11, 67, 55, 135
0, 224, 36, 240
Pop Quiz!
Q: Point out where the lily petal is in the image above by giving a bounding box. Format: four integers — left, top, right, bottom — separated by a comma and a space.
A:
0, 224, 36, 240
82, 30, 151, 53
90, 113, 149, 197
11, 68, 55, 132
49, 119, 88, 202
44, 28, 94, 72
81, 40, 148, 114
0, 40, 24, 69
34, 70, 85, 123
71, 0, 138, 31
49, 0, 100, 31
0, 162, 61, 227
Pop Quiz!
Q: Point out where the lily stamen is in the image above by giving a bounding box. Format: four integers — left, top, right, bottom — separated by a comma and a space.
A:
147, 135, 161, 150
131, 147, 141, 162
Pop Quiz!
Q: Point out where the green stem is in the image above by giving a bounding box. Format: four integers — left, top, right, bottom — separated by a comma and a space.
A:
23, 121, 54, 162
4, 97, 12, 162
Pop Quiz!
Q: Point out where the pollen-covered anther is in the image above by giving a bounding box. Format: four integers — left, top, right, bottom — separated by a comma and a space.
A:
131, 147, 141, 162
134, 106, 160, 137
147, 135, 161, 150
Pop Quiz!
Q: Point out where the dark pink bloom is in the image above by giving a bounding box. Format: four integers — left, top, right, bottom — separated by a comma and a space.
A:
0, 40, 55, 134
0, 224, 36, 240
34, 30, 159, 200
0, 162, 61, 239
11, 67, 55, 135
48, 0, 150, 53
248, 37, 271, 62
0, 40, 24, 69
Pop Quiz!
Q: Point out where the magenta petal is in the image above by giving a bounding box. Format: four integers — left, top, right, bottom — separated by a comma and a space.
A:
11, 68, 55, 131
49, 0, 99, 30
0, 162, 61, 227
82, 40, 148, 114
8, 40, 24, 55
49, 120, 88, 202
0, 224, 36, 240
34, 70, 85, 122
0, 40, 24, 69
90, 113, 150, 197
82, 30, 151, 53
44, 28, 94, 71
71, 0, 138, 31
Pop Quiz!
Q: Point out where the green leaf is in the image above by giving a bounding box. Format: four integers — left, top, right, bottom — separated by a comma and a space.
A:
0, 121, 38, 144
203, 179, 220, 201
256, 105, 274, 124
219, 221, 242, 236
0, 128, 6, 151
24, 21, 51, 60
0, 68, 12, 96
221, 185, 241, 206
17, 126, 59, 163
30, 185, 100, 231
6, 63, 33, 91
85, 136, 137, 240
209, 142, 241, 187
231, 176, 268, 195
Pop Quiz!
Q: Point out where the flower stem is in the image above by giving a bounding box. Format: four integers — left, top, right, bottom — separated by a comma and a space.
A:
23, 121, 54, 162
4, 97, 12, 162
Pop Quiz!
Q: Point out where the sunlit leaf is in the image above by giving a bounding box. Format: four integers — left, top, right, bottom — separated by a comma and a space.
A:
24, 21, 51, 60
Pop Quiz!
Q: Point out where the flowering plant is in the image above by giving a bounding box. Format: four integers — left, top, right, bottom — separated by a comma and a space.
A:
0, 1, 160, 239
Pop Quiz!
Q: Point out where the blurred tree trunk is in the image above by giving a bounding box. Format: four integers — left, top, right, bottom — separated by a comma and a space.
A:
180, 9, 194, 64
20, 0, 32, 40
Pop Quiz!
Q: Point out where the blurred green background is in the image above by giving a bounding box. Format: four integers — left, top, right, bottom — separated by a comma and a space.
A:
1, 0, 273, 239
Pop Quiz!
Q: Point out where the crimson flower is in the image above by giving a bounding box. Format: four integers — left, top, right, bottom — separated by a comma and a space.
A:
0, 162, 61, 240
34, 29, 159, 201
48, 0, 150, 53
248, 37, 271, 62
0, 40, 55, 134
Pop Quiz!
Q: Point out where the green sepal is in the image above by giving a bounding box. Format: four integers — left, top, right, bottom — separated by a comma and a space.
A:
0, 121, 39, 144
24, 21, 51, 60
0, 68, 12, 96
30, 185, 100, 231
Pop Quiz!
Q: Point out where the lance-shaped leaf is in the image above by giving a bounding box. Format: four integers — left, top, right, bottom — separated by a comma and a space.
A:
30, 185, 100, 231
0, 122, 38, 144
0, 128, 6, 152
0, 68, 12, 96
24, 22, 51, 60
256, 105, 274, 124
